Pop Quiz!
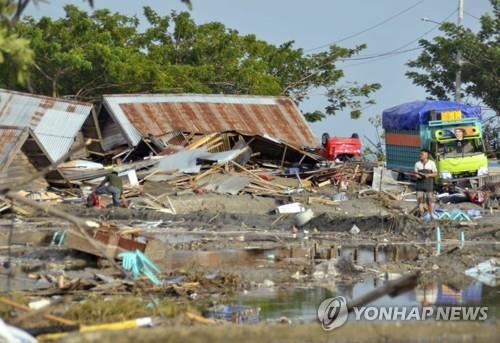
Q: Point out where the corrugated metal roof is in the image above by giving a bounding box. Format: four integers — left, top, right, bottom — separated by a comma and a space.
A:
0, 126, 26, 169
0, 89, 92, 161
102, 94, 318, 148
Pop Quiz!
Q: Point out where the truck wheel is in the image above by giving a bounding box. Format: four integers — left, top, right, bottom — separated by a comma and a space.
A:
321, 133, 330, 147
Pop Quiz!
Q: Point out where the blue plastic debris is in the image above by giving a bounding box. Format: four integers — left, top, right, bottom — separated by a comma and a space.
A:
423, 211, 439, 221
466, 209, 481, 218
426, 209, 473, 222
435, 226, 441, 242
205, 304, 260, 324
436, 243, 442, 255
450, 208, 471, 221
119, 250, 162, 286
51, 230, 67, 246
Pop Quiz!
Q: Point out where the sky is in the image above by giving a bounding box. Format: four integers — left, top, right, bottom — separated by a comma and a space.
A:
25, 0, 493, 145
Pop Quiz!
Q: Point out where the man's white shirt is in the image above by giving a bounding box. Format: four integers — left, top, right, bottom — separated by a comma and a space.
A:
414, 160, 437, 173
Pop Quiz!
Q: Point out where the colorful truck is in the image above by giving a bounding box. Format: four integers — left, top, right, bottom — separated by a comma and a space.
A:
382, 100, 488, 184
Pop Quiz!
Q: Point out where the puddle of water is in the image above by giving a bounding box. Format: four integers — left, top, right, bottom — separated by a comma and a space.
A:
338, 247, 388, 264
162, 248, 281, 268
329, 243, 498, 265
239, 287, 335, 322
158, 246, 311, 269
157, 234, 199, 244
238, 279, 500, 322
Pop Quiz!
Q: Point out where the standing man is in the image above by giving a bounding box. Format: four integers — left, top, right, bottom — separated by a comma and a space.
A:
414, 149, 438, 216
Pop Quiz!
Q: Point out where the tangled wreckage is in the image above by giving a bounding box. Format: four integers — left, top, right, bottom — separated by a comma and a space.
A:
0, 89, 498, 342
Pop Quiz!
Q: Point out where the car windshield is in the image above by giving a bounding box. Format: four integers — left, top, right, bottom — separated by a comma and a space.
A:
436, 138, 484, 158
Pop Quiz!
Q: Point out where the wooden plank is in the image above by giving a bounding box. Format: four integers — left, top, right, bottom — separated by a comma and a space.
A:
65, 228, 146, 259
317, 179, 331, 188
230, 161, 288, 189
187, 133, 218, 149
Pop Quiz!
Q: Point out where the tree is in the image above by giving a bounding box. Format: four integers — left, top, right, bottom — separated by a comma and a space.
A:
0, 0, 33, 85
483, 116, 500, 158
406, 0, 500, 114
1, 6, 380, 120
362, 114, 385, 161
0, 1, 100, 87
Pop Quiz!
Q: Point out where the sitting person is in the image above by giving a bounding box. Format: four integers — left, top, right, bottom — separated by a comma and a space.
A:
453, 128, 474, 154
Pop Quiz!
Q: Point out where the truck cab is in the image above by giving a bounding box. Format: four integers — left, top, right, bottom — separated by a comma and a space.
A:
425, 118, 488, 182
319, 133, 361, 161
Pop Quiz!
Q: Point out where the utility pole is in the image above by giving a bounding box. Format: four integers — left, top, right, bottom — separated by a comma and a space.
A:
455, 0, 464, 102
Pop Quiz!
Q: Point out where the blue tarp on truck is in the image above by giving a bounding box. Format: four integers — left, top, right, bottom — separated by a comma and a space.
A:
382, 100, 481, 131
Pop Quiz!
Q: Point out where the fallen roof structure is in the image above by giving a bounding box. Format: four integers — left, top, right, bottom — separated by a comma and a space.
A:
0, 89, 93, 162
0, 125, 65, 189
0, 126, 28, 169
101, 94, 318, 149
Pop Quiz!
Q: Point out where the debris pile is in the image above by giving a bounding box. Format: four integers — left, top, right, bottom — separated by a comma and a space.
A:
0, 89, 498, 340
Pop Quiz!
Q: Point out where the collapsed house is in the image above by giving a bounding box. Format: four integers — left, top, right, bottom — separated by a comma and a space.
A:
95, 94, 320, 165
0, 89, 95, 189
0, 90, 377, 200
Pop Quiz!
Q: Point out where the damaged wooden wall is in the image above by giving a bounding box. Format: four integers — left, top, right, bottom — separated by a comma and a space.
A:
0, 152, 48, 191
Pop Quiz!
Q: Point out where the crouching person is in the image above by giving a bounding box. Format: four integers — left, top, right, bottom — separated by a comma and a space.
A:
87, 171, 124, 207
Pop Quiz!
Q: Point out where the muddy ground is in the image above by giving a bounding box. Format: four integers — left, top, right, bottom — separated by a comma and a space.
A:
0, 191, 498, 341
60, 322, 499, 343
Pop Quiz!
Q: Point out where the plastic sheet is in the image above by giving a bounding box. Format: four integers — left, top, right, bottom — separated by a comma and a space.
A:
382, 101, 481, 130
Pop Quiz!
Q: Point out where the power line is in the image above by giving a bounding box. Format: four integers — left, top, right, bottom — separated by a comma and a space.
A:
464, 10, 481, 20
341, 9, 457, 68
285, 9, 456, 92
339, 47, 422, 62
305, 0, 426, 52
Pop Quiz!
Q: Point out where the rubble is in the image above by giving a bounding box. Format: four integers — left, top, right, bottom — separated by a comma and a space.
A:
0, 89, 498, 340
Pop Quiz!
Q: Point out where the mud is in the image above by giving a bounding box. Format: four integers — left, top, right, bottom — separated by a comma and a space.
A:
61, 322, 499, 343
0, 192, 498, 341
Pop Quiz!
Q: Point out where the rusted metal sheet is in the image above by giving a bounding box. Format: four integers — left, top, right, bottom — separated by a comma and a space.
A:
66, 228, 147, 259
0, 150, 49, 191
0, 126, 28, 172
0, 89, 92, 161
102, 94, 318, 148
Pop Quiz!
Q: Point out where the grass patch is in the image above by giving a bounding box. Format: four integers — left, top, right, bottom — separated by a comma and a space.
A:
0, 292, 30, 321
63, 294, 198, 325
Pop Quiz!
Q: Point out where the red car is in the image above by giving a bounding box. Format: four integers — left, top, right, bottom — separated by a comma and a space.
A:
319, 133, 362, 161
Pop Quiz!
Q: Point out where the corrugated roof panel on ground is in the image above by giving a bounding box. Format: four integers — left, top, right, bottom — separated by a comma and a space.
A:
102, 94, 317, 148
196, 173, 252, 195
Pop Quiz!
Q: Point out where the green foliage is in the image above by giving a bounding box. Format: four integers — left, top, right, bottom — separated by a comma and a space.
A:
63, 294, 191, 325
363, 114, 385, 161
406, 0, 500, 113
0, 0, 33, 85
483, 117, 499, 157
1, 5, 380, 120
